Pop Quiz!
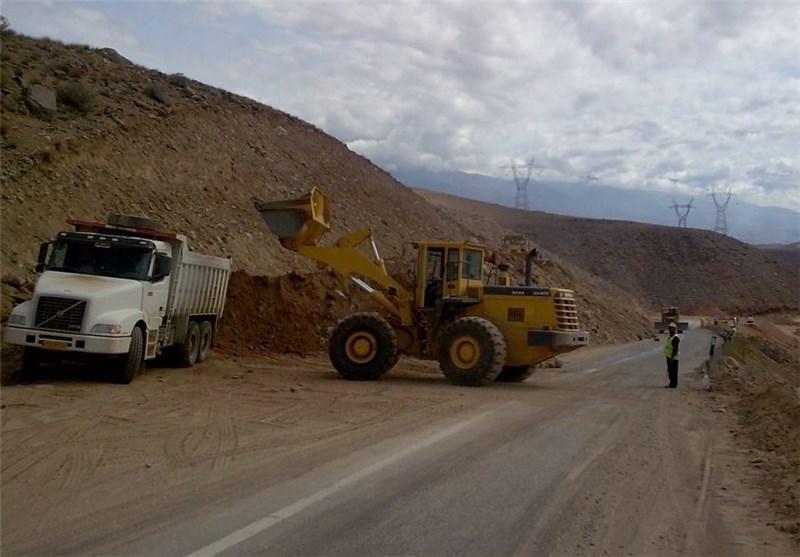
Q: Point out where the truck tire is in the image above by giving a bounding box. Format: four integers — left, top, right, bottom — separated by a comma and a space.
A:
197, 320, 213, 363
20, 347, 43, 382
496, 365, 534, 383
108, 214, 162, 230
115, 327, 144, 384
439, 317, 506, 387
329, 312, 398, 381
174, 321, 200, 368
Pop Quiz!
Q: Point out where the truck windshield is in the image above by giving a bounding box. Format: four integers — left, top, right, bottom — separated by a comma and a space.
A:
48, 239, 153, 280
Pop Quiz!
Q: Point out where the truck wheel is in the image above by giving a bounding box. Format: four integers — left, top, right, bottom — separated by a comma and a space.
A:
439, 317, 506, 386
197, 320, 213, 363
496, 365, 534, 383
329, 312, 398, 381
20, 347, 43, 382
175, 322, 200, 368
115, 327, 144, 384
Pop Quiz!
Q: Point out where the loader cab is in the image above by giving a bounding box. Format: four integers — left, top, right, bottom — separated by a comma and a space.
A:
415, 242, 485, 308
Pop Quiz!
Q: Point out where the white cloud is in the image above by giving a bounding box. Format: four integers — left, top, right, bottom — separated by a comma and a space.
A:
3, 0, 798, 209
3, 1, 139, 51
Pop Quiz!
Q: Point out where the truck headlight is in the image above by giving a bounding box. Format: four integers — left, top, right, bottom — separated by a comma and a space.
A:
9, 314, 27, 326
91, 324, 123, 335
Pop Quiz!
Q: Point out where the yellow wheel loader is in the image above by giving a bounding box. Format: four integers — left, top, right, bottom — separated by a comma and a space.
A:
502, 233, 529, 254
254, 188, 589, 386
654, 306, 689, 334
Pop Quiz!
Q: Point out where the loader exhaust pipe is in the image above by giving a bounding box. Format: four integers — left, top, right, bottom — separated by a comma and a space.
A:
524, 248, 539, 286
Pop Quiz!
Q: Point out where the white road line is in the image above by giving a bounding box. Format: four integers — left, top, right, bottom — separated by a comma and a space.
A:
186, 410, 496, 557
696, 444, 714, 519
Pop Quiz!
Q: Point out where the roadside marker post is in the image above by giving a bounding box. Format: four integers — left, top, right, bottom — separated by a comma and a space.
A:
702, 336, 716, 391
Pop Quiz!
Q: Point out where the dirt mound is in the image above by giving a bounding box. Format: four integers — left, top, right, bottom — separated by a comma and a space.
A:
215, 270, 371, 356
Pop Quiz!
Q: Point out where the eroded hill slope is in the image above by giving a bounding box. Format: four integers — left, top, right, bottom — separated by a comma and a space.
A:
2, 30, 796, 360
0, 31, 656, 350
416, 190, 800, 316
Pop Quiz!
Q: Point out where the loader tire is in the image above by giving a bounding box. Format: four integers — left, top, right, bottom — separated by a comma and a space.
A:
197, 320, 213, 363
496, 365, 534, 383
175, 321, 200, 368
439, 317, 506, 387
329, 312, 398, 381
114, 326, 144, 384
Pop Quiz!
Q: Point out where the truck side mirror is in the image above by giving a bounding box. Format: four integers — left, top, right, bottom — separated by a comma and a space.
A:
152, 254, 172, 281
35, 242, 50, 273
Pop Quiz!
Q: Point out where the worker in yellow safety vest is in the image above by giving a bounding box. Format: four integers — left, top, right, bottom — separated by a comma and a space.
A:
663, 322, 680, 388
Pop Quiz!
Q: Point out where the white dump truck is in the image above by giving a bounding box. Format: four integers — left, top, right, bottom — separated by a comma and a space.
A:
4, 215, 231, 383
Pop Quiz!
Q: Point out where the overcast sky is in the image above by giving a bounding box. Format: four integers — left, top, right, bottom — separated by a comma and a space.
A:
3, 1, 799, 210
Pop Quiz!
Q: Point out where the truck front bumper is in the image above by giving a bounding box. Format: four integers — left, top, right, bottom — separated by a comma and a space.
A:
3, 326, 132, 355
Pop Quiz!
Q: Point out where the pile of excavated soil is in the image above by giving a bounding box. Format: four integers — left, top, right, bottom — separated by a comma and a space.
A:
215, 270, 372, 356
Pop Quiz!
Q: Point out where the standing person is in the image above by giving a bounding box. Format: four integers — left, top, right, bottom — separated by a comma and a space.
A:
663, 322, 680, 388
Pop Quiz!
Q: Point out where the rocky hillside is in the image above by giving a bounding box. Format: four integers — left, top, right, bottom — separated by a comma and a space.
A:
417, 190, 800, 317
1, 31, 796, 359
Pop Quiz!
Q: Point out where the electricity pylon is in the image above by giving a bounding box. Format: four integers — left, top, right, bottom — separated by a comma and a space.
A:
500, 158, 545, 210
669, 198, 695, 228
709, 186, 734, 235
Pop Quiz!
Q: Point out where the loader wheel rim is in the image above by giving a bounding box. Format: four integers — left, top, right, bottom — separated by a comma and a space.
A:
451, 336, 480, 369
346, 332, 377, 364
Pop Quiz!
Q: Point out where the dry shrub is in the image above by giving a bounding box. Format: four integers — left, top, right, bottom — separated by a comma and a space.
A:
57, 81, 95, 113
1, 92, 19, 115
168, 73, 190, 88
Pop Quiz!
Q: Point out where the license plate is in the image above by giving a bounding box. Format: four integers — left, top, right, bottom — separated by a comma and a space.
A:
41, 340, 69, 350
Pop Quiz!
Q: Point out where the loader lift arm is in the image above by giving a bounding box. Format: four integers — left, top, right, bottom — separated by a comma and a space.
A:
254, 189, 415, 326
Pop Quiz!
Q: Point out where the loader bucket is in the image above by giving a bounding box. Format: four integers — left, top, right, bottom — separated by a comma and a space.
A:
253, 188, 331, 250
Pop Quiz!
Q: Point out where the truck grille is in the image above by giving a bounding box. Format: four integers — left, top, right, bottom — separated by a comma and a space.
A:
34, 296, 86, 332
554, 297, 580, 331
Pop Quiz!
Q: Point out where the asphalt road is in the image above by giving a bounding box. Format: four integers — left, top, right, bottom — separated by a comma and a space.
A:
2, 328, 793, 556
177, 331, 714, 557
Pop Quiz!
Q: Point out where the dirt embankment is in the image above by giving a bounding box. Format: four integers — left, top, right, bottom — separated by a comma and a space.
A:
709, 315, 800, 541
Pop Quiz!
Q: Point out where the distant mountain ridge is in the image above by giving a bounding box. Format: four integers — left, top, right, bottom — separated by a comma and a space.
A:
389, 167, 800, 246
